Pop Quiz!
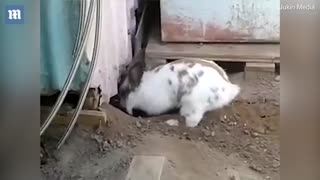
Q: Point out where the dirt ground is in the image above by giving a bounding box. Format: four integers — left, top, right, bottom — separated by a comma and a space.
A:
41, 72, 280, 180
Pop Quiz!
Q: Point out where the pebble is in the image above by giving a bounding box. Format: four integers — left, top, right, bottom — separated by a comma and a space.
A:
183, 132, 188, 136
203, 129, 211, 137
227, 169, 240, 180
274, 75, 280, 82
226, 127, 232, 132
116, 140, 123, 148
243, 130, 250, 135
135, 121, 142, 128
211, 131, 215, 137
251, 132, 260, 138
165, 119, 179, 126
229, 175, 240, 180
272, 160, 280, 168
249, 165, 263, 173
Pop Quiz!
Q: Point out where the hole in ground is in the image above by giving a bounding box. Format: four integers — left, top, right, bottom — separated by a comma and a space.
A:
109, 94, 179, 118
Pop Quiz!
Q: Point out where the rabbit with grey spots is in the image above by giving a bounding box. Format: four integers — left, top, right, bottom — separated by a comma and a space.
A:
118, 53, 240, 127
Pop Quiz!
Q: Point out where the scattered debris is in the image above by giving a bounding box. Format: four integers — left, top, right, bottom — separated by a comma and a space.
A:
165, 119, 179, 126
91, 134, 104, 145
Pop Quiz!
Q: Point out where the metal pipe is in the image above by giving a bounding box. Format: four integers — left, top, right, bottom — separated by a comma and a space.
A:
40, 0, 95, 136
72, 0, 85, 57
57, 0, 101, 149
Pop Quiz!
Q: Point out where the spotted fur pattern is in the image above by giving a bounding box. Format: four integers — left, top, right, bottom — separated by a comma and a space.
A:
118, 58, 240, 127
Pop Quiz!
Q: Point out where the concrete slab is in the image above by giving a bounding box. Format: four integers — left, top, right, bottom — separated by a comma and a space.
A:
125, 155, 166, 180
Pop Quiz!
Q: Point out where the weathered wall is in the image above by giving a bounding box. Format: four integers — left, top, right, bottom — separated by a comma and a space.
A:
87, 0, 138, 104
160, 0, 280, 42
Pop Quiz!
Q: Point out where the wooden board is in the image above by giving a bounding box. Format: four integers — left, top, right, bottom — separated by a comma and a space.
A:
41, 106, 107, 128
145, 22, 280, 63
125, 155, 166, 180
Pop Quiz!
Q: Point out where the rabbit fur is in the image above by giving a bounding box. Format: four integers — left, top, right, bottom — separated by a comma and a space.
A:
118, 56, 240, 127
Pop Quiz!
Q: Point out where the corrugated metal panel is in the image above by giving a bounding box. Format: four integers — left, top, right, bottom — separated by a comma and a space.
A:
160, 0, 280, 42
41, 0, 89, 95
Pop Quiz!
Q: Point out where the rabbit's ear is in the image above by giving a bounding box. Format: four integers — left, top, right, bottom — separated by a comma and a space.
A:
128, 60, 144, 88
127, 50, 145, 88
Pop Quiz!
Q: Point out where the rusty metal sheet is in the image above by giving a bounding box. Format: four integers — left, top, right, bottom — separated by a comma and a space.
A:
160, 0, 280, 42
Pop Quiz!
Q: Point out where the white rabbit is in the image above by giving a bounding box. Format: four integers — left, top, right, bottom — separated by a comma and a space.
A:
118, 53, 240, 127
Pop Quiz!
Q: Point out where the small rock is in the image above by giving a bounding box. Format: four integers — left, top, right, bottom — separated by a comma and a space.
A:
135, 121, 142, 128
275, 75, 280, 82
211, 131, 215, 137
91, 134, 104, 144
205, 126, 210, 130
102, 141, 110, 151
165, 119, 179, 126
251, 132, 260, 138
227, 169, 240, 180
116, 140, 123, 148
183, 132, 188, 136
203, 129, 211, 137
249, 165, 263, 173
226, 126, 232, 132
131, 142, 137, 147
220, 115, 227, 123
253, 126, 266, 134
244, 130, 250, 135
229, 175, 240, 180
272, 160, 280, 168
243, 153, 250, 159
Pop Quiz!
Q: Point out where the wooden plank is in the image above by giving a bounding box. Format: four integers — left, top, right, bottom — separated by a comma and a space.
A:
125, 155, 166, 180
41, 106, 107, 128
146, 22, 280, 63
